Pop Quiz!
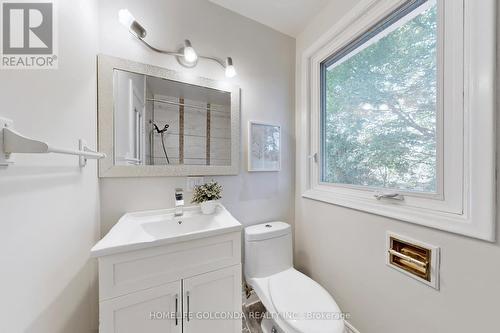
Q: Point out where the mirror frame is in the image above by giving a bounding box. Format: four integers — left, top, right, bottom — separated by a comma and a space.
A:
97, 54, 240, 177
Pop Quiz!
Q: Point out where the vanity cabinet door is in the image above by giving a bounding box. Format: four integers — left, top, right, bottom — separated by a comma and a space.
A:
182, 264, 242, 333
100, 281, 181, 333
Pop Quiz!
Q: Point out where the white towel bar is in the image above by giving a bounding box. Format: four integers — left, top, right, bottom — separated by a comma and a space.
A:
1, 117, 105, 167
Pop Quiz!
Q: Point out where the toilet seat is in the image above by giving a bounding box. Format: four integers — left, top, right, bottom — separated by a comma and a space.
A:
267, 269, 345, 333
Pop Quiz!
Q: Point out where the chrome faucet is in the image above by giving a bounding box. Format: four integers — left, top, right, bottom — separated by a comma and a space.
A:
174, 188, 184, 217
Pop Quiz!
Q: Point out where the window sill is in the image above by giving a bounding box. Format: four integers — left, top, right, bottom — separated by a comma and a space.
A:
302, 187, 495, 242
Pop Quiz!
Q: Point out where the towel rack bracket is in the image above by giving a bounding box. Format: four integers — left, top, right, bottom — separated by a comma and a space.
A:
0, 116, 105, 167
79, 139, 86, 168
0, 117, 14, 166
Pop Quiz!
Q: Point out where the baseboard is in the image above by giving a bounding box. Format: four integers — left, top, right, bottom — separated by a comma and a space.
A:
345, 320, 361, 333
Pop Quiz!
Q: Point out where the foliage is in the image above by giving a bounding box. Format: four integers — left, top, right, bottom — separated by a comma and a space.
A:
191, 181, 223, 204
323, 3, 437, 192
251, 125, 280, 160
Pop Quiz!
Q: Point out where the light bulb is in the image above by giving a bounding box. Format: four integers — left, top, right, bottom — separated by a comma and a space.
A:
225, 65, 236, 78
225, 57, 236, 78
118, 9, 135, 29
183, 40, 198, 63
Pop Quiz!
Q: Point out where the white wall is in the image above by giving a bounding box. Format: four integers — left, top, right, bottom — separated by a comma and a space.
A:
97, 0, 295, 234
295, 1, 500, 332
0, 1, 100, 332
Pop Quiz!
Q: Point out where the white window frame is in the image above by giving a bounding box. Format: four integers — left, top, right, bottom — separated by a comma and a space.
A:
298, 0, 496, 241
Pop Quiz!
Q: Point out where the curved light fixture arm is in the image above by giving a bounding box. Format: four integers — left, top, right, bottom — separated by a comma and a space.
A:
198, 55, 226, 69
139, 37, 226, 69
137, 38, 182, 57
119, 9, 235, 76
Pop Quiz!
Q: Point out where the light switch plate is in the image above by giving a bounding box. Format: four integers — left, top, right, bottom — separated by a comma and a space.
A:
186, 177, 205, 192
0, 117, 14, 166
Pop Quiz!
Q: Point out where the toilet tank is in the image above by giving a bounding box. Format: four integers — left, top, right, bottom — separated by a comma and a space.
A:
244, 222, 293, 279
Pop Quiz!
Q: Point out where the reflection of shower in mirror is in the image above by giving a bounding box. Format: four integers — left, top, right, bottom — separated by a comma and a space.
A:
151, 121, 170, 164
113, 68, 232, 167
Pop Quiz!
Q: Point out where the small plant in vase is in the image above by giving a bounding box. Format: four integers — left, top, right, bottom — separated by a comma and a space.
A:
191, 181, 222, 214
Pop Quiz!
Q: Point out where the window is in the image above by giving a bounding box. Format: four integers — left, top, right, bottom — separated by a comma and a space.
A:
320, 0, 437, 194
300, 0, 496, 241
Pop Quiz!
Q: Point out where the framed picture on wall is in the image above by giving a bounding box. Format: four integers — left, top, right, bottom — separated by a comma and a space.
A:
248, 121, 281, 172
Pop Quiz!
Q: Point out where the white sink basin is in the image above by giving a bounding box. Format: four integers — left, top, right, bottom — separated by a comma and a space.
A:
91, 204, 241, 257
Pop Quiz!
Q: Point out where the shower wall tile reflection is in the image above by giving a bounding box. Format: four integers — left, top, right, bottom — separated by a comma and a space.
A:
149, 95, 230, 166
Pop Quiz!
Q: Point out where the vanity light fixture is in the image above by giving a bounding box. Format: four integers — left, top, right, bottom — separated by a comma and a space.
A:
118, 9, 237, 78
182, 40, 198, 63
118, 9, 146, 39
225, 57, 236, 78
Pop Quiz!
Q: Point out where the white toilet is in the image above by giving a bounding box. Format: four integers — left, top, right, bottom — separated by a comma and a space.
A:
244, 222, 345, 333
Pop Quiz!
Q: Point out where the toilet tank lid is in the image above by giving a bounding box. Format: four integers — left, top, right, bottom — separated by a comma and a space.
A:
245, 222, 291, 241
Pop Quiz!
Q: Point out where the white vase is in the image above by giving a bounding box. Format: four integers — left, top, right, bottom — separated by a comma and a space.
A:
200, 200, 218, 215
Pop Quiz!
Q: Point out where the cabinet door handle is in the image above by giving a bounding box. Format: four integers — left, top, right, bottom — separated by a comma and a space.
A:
175, 294, 179, 326
186, 291, 190, 322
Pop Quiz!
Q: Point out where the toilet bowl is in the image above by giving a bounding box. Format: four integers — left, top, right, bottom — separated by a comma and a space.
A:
244, 222, 345, 333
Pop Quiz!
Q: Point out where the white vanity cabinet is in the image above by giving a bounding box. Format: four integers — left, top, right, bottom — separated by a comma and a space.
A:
100, 281, 181, 333
183, 265, 241, 333
95, 231, 242, 333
